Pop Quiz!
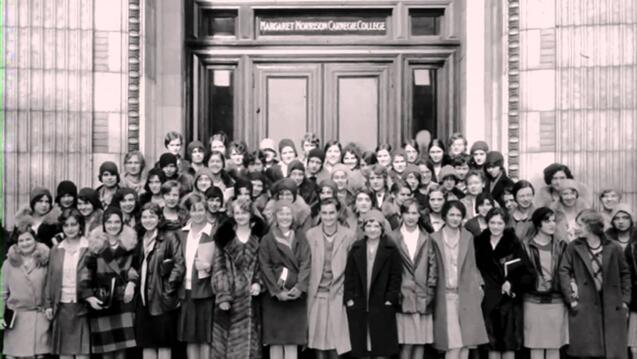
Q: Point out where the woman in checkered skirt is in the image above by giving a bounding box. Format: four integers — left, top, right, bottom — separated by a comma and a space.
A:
79, 207, 139, 359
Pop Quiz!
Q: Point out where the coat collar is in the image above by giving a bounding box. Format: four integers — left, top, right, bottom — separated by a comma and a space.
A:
7, 242, 50, 268
59, 236, 89, 250
88, 225, 138, 254
352, 235, 394, 288
182, 221, 213, 237
572, 237, 614, 279
432, 227, 472, 272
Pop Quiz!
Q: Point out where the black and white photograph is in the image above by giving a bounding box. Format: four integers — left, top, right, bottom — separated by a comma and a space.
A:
2, 0, 636, 358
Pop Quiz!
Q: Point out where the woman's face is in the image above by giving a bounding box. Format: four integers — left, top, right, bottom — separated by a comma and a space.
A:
402, 203, 420, 227
455, 164, 470, 180
233, 205, 251, 227
550, 170, 568, 191
325, 145, 342, 166
163, 187, 180, 209
207, 196, 223, 213
263, 149, 276, 163
191, 148, 205, 165
601, 191, 620, 211
34, 196, 52, 216
515, 187, 534, 209
405, 173, 420, 191
320, 203, 338, 228
376, 150, 391, 167
573, 217, 592, 238
355, 193, 372, 214
444, 207, 463, 229
396, 187, 413, 206
418, 165, 433, 185
162, 164, 177, 179
166, 139, 182, 156
332, 171, 348, 191
77, 198, 94, 217
392, 155, 407, 173
196, 175, 213, 193
342, 151, 358, 169
428, 191, 445, 213
210, 140, 226, 154
466, 175, 484, 196
560, 189, 578, 207
488, 214, 506, 237
230, 149, 244, 166
104, 214, 123, 236
539, 214, 556, 236
62, 216, 81, 239
473, 150, 487, 166
236, 187, 251, 202
369, 173, 385, 192
450, 139, 466, 156
302, 141, 317, 156
278, 190, 294, 202
251, 180, 264, 197
307, 157, 323, 175
208, 155, 224, 174
428, 146, 444, 164
59, 194, 75, 209
276, 206, 294, 229
319, 186, 335, 201
280, 146, 296, 165
125, 155, 142, 176
120, 193, 137, 214
404, 145, 418, 163
101, 171, 118, 188
442, 177, 456, 191
477, 200, 494, 217
364, 220, 382, 239
17, 232, 37, 255
503, 193, 517, 211
148, 175, 162, 195
485, 165, 501, 179
289, 169, 305, 187
612, 212, 632, 232
248, 159, 264, 173
190, 202, 208, 224
140, 210, 160, 232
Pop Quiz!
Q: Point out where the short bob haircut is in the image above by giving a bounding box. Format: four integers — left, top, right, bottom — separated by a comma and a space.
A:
402, 139, 420, 155
531, 207, 555, 229
465, 170, 485, 183
442, 200, 467, 220
182, 192, 207, 212
228, 140, 248, 156
485, 207, 510, 225
243, 150, 267, 168
428, 138, 447, 153
59, 208, 86, 237
164, 131, 184, 147
341, 143, 362, 169
475, 192, 496, 213
230, 197, 253, 216
575, 209, 606, 238
301, 132, 321, 148
543, 163, 574, 186
324, 140, 343, 154
319, 197, 342, 212
512, 180, 535, 200
367, 164, 389, 180
375, 143, 393, 154
400, 197, 422, 214
361, 151, 378, 166
160, 180, 181, 196
124, 150, 146, 172
448, 132, 468, 148
209, 132, 229, 151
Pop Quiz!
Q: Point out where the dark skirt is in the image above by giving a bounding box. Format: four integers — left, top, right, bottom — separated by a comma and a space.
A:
135, 301, 179, 348
177, 290, 214, 343
483, 297, 523, 351
52, 303, 91, 355
261, 294, 307, 345
90, 310, 137, 354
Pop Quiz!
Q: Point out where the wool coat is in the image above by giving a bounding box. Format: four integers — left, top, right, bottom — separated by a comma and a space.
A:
306, 224, 356, 354
626, 239, 637, 311
212, 219, 264, 359
344, 236, 402, 357
259, 227, 311, 345
474, 229, 536, 351
134, 229, 185, 315
430, 229, 489, 351
44, 237, 91, 317
485, 174, 514, 207
558, 237, 631, 359
389, 228, 438, 315
2, 243, 51, 357
521, 234, 568, 301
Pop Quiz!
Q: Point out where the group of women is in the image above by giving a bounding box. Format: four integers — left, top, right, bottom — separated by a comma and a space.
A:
2, 131, 636, 359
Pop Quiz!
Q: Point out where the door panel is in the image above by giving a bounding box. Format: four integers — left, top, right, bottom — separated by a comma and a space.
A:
254, 64, 321, 147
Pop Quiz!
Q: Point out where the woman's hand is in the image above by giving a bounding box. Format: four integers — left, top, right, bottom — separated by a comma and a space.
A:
384, 301, 392, 306
219, 302, 231, 311
346, 300, 354, 307
250, 283, 261, 296
86, 297, 104, 310
501, 281, 512, 296
570, 300, 579, 311
275, 291, 290, 302
123, 282, 135, 303
287, 287, 301, 300
44, 308, 54, 320
194, 257, 211, 273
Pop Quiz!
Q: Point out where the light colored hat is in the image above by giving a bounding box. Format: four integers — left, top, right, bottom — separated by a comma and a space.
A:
259, 138, 277, 153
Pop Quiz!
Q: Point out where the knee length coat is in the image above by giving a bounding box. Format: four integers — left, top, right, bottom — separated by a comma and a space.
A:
306, 224, 356, 354
431, 229, 489, 351
344, 235, 402, 357
558, 237, 631, 359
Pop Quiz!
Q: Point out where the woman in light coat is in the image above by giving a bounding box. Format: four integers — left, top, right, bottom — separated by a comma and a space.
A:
307, 198, 356, 358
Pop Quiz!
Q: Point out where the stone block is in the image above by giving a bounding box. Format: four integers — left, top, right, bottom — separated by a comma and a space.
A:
55, 71, 69, 112
80, 72, 93, 112
43, 70, 57, 110
56, 30, 68, 70
68, 30, 82, 70
5, 69, 18, 110
30, 69, 44, 110
94, 72, 124, 112
521, 30, 540, 70
43, 29, 57, 69
80, 0, 94, 29
521, 69, 555, 111
5, 27, 18, 68
107, 113, 124, 153
80, 30, 94, 71
108, 32, 123, 73
95, 0, 123, 31
160, 74, 183, 107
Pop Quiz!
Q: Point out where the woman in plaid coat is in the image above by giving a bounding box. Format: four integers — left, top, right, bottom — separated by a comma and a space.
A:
79, 207, 139, 358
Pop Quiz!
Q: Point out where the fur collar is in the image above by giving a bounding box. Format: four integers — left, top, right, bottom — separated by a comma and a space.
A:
88, 225, 138, 254
7, 242, 50, 268
15, 204, 60, 228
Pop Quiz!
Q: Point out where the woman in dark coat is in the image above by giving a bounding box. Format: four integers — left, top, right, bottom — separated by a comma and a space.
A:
213, 199, 265, 359
134, 202, 185, 359
344, 209, 402, 358
259, 199, 311, 359
625, 230, 637, 357
558, 209, 631, 359
483, 152, 514, 208
474, 208, 535, 359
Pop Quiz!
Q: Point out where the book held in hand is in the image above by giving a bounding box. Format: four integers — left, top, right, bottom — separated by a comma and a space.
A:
3, 307, 16, 329
96, 277, 117, 310
504, 258, 521, 277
